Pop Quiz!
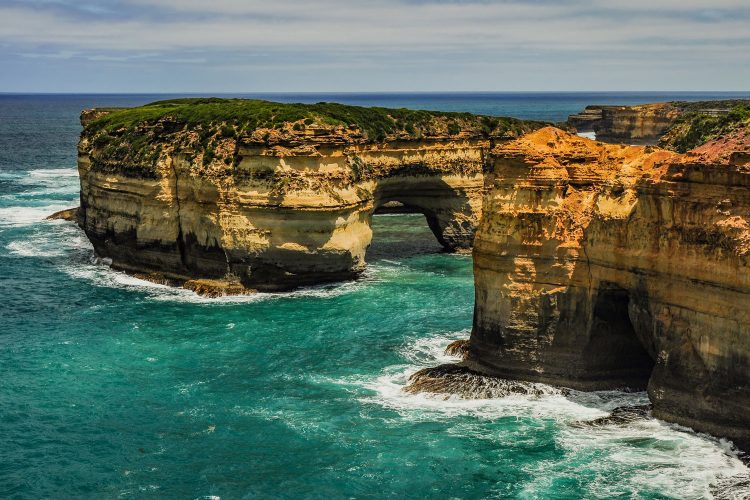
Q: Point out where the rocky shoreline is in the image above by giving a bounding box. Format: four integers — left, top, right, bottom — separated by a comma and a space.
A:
69, 97, 750, 450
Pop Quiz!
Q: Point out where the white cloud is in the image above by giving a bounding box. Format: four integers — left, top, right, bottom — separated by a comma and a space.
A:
1, 2, 749, 53
0, 1, 748, 91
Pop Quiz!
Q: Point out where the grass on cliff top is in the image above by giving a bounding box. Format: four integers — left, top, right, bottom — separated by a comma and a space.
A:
87, 97, 540, 141
659, 102, 750, 152
670, 99, 750, 112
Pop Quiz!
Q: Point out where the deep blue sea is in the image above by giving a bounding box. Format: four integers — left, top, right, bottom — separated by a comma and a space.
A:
2, 93, 750, 499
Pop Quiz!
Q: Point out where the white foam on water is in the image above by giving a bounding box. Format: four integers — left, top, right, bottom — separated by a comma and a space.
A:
399, 329, 470, 366
59, 254, 379, 304
25, 168, 79, 191
355, 331, 749, 496
358, 332, 590, 421
0, 204, 73, 227
27, 168, 79, 178
1, 185, 77, 200
577, 131, 597, 140
5, 222, 89, 256
0, 168, 79, 218
6, 239, 61, 257
523, 420, 749, 498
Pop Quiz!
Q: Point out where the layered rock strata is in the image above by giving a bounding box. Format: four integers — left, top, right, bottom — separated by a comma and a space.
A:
77, 98, 544, 292
465, 127, 750, 448
568, 100, 749, 146
568, 103, 680, 144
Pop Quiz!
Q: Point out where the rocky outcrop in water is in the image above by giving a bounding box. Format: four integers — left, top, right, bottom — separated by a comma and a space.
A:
77, 98, 544, 293
570, 405, 652, 428
465, 127, 750, 449
444, 339, 470, 359
46, 207, 79, 222
405, 364, 565, 399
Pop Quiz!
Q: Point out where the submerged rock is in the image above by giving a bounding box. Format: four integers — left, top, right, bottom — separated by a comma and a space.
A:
182, 279, 255, 297
570, 404, 652, 428
403, 363, 565, 400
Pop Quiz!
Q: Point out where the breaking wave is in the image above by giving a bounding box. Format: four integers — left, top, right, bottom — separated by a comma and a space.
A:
356, 332, 749, 498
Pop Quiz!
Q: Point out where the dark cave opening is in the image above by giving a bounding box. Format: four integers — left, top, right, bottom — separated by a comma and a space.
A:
585, 283, 656, 389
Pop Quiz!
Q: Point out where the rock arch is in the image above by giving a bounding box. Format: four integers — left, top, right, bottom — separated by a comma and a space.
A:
79, 133, 487, 293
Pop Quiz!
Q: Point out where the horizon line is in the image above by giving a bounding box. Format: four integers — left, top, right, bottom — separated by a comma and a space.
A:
2, 90, 750, 96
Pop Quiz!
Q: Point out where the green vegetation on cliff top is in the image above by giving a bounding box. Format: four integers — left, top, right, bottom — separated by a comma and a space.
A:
659, 102, 750, 153
87, 97, 544, 142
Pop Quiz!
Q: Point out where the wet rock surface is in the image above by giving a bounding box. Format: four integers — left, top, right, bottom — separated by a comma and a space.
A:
570, 404, 652, 428
403, 363, 565, 399
443, 339, 470, 359
46, 207, 79, 222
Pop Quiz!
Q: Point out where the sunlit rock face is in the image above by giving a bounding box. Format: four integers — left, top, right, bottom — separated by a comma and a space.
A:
568, 103, 679, 144
567, 99, 750, 148
469, 127, 750, 448
76, 100, 543, 293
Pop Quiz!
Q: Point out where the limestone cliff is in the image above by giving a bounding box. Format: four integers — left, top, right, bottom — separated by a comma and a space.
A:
77, 98, 544, 293
466, 127, 750, 448
567, 103, 680, 144
568, 100, 750, 146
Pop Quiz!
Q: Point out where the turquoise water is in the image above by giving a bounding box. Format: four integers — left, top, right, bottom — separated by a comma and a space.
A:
1, 94, 749, 499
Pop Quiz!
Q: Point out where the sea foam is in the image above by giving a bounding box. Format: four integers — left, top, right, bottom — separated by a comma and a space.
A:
356, 331, 749, 497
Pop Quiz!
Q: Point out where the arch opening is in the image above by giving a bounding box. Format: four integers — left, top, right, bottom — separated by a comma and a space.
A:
365, 210, 444, 262
370, 178, 479, 253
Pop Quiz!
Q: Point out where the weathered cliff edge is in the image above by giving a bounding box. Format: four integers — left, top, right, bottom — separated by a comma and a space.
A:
568, 100, 750, 146
568, 103, 680, 144
77, 98, 544, 293
464, 127, 750, 448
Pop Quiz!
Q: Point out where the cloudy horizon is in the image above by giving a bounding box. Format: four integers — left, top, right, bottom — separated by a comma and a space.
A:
1, 0, 749, 92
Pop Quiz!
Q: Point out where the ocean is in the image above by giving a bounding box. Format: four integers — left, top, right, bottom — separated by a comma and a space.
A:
1, 92, 749, 499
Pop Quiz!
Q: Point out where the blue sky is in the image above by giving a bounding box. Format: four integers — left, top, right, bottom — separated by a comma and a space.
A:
1, 0, 749, 92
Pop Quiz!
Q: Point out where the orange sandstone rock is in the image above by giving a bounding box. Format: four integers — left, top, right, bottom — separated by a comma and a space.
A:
467, 127, 750, 449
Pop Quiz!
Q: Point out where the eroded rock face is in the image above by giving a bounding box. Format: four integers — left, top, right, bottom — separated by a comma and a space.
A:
77, 100, 544, 293
80, 139, 484, 291
568, 103, 679, 144
468, 127, 750, 448
568, 100, 750, 147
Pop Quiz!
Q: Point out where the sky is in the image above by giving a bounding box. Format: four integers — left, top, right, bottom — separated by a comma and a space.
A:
1, 0, 749, 92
